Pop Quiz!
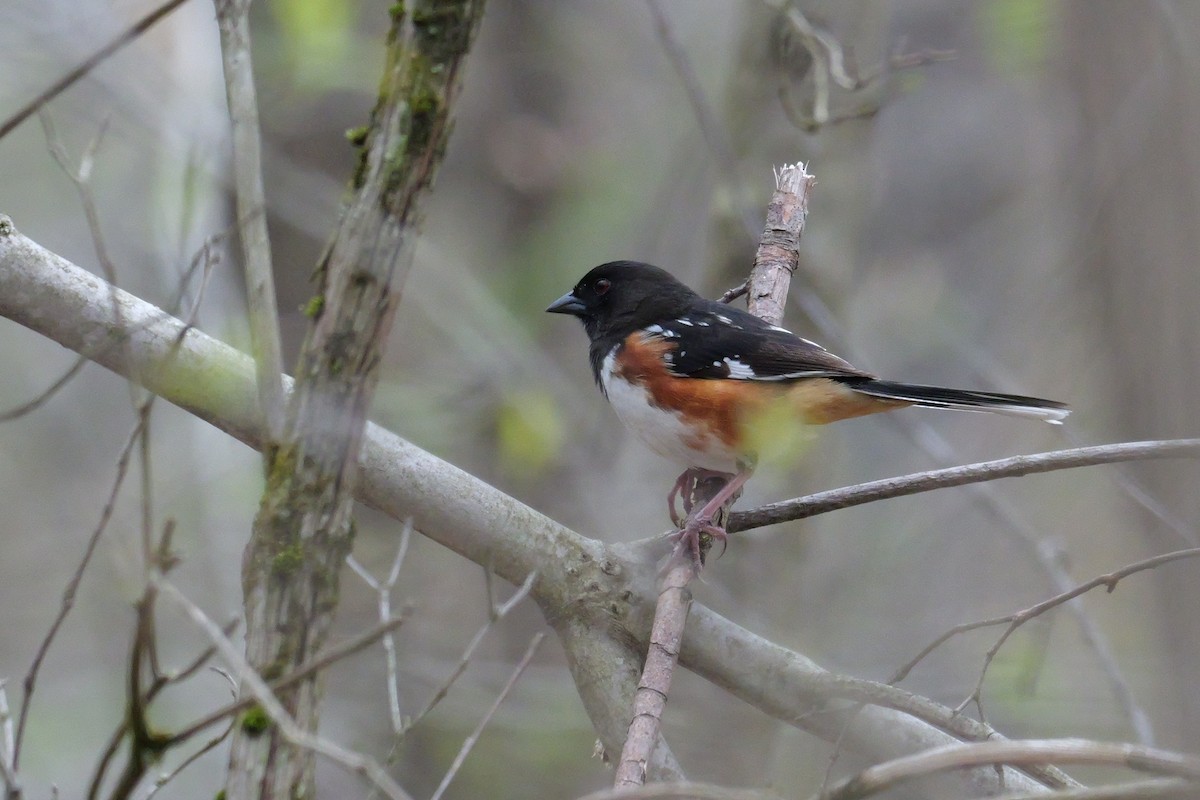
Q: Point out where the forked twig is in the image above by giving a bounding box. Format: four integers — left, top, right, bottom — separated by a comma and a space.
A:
396, 569, 537, 741
346, 519, 414, 733
156, 579, 415, 800
890, 548, 1200, 709
429, 633, 546, 800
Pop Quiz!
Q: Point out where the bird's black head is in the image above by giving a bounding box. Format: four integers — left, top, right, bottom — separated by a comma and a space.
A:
546, 261, 698, 342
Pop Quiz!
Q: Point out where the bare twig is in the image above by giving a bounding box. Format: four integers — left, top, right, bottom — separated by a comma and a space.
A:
144, 719, 236, 799
613, 562, 694, 788
716, 281, 749, 304
760, 1, 859, 129
890, 548, 1200, 706
156, 579, 415, 800
1061, 428, 1197, 547
14, 411, 151, 769
748, 163, 814, 326
429, 632, 546, 800
214, 0, 285, 444
729, 439, 1200, 533
162, 611, 411, 748
397, 570, 537, 740
346, 518, 413, 733
577, 782, 780, 800
1001, 777, 1198, 800
0, 0, 193, 141
0, 354, 90, 423
643, 0, 759, 239
815, 739, 1200, 800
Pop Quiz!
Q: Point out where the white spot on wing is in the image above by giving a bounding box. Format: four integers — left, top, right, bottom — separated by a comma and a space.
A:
722, 357, 757, 379
643, 323, 678, 339
676, 318, 695, 326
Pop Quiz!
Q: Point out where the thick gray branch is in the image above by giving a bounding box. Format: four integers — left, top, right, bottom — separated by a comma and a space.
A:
0, 220, 1052, 797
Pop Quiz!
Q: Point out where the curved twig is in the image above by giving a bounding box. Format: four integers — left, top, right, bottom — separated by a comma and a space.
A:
729, 439, 1200, 532
816, 739, 1200, 800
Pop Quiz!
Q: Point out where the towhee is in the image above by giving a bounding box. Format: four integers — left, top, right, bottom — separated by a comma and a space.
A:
547, 260, 1068, 568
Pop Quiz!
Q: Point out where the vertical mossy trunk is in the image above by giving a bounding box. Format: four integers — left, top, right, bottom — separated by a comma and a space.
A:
224, 2, 487, 798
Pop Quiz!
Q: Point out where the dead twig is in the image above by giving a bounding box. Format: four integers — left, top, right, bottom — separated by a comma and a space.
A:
729, 439, 1200, 533
0, 0, 193, 141
156, 578, 415, 800
815, 739, 1200, 800
890, 548, 1200, 714
346, 519, 414, 734
429, 632, 546, 800
395, 569, 537, 742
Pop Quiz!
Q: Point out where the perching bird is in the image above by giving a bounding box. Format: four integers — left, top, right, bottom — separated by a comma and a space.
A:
547, 261, 1068, 568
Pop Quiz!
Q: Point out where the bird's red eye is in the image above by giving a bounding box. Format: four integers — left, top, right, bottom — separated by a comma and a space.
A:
594, 279, 612, 295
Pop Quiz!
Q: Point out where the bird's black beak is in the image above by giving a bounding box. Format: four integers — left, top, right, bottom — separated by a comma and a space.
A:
546, 291, 586, 316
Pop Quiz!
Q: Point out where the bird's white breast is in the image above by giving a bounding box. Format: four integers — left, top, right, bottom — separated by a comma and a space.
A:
599, 346, 740, 473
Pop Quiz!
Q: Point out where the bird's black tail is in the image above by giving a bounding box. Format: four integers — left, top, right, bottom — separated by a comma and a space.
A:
846, 379, 1070, 424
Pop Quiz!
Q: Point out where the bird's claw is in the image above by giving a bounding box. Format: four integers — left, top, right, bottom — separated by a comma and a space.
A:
667, 516, 729, 571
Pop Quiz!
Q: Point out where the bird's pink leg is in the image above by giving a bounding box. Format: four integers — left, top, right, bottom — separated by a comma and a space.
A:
667, 468, 732, 527
668, 466, 753, 570
667, 470, 695, 528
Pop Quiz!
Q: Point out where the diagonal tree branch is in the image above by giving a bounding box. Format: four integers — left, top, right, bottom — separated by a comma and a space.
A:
0, 218, 1077, 797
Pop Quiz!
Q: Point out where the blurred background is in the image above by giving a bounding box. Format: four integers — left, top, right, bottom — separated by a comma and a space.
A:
1, 0, 1198, 797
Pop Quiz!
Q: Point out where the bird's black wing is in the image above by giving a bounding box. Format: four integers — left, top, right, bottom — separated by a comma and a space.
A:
642, 301, 873, 381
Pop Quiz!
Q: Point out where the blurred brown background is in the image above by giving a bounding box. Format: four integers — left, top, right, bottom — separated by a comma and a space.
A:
1, 1, 1198, 797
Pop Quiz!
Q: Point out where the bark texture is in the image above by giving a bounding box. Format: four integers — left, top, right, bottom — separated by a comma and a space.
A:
224, 4, 487, 798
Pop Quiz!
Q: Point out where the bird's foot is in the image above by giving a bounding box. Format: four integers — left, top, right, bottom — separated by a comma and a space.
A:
666, 514, 729, 572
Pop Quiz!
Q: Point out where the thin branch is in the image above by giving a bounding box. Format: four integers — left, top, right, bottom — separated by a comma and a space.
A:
891, 547, 1200, 693
213, 0, 285, 444
155, 579, 415, 800
716, 281, 749, 304
162, 611, 411, 748
748, 163, 814, 326
396, 570, 537, 741
1001, 777, 1198, 800
643, 0, 760, 239
14, 411, 151, 769
614, 162, 817, 790
0, 0, 193, 141
728, 439, 1200, 533
577, 783, 779, 800
429, 632, 546, 800
0, 354, 90, 423
143, 719, 236, 799
613, 562, 694, 788
816, 739, 1200, 800
680, 604, 1076, 794
346, 518, 413, 734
